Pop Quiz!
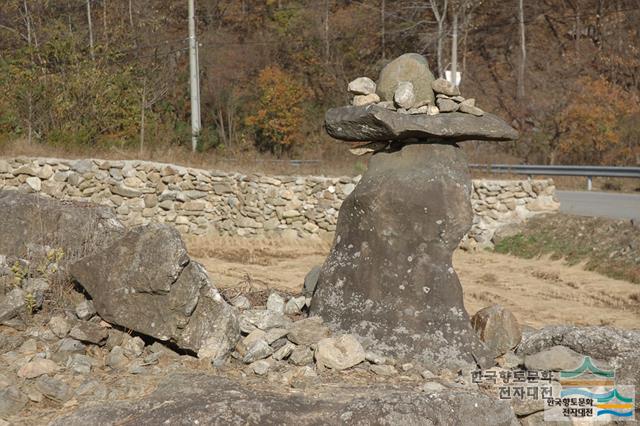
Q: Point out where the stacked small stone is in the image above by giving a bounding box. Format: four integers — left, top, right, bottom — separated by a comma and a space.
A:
347, 53, 485, 117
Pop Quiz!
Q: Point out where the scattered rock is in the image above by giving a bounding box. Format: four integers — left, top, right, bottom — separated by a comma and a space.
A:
273, 342, 296, 361
264, 328, 288, 345
431, 78, 460, 96
315, 335, 365, 370
25, 177, 41, 192
230, 295, 251, 310
0, 386, 28, 418
289, 346, 314, 366
284, 296, 306, 315
75, 300, 96, 321
422, 382, 446, 393
17, 358, 59, 379
348, 77, 376, 95
242, 339, 273, 364
370, 364, 397, 376
365, 351, 387, 365
106, 346, 129, 370
0, 288, 26, 322
122, 336, 145, 359
287, 317, 330, 346
57, 338, 86, 353
48, 316, 71, 339
69, 322, 108, 345
240, 309, 291, 332
523, 345, 586, 371
236, 329, 266, 357
496, 351, 523, 369
250, 359, 271, 376
22, 278, 49, 310
471, 304, 522, 355
67, 354, 94, 374
266, 293, 285, 314
35, 376, 72, 402
303, 265, 321, 297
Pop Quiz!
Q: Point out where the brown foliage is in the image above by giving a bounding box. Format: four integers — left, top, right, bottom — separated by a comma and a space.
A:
557, 77, 640, 165
245, 65, 309, 154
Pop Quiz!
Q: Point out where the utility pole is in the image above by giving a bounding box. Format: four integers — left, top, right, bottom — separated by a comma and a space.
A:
188, 0, 201, 152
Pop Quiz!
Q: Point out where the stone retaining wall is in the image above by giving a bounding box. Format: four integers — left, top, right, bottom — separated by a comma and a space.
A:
0, 157, 559, 245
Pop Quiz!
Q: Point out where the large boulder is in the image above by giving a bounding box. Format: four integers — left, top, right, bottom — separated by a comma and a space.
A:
471, 304, 522, 356
376, 53, 436, 107
325, 105, 519, 142
52, 373, 518, 426
0, 190, 125, 261
309, 143, 493, 370
70, 223, 239, 359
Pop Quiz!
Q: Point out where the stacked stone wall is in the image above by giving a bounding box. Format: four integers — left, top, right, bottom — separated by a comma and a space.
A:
0, 157, 558, 244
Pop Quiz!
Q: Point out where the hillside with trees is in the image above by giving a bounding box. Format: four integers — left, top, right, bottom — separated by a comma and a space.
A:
1, 0, 639, 167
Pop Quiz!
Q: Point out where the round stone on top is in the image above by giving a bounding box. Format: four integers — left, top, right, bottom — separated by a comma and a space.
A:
376, 53, 435, 108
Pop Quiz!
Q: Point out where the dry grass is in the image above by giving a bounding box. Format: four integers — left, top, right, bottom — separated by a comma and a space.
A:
3, 138, 638, 191
0, 138, 363, 177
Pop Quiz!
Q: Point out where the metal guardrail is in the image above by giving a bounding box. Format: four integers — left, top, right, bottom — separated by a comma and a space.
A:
469, 164, 640, 190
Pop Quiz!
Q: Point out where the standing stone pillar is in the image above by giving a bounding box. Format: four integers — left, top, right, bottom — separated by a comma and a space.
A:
309, 53, 519, 370
310, 143, 492, 369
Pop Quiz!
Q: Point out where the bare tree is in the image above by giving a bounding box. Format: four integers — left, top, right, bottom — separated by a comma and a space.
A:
517, 0, 526, 99
451, 11, 458, 85
429, 0, 448, 78
86, 0, 95, 60
381, 0, 386, 60
324, 0, 330, 64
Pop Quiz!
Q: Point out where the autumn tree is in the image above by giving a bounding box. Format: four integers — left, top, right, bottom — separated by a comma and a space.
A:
556, 77, 640, 165
245, 65, 309, 155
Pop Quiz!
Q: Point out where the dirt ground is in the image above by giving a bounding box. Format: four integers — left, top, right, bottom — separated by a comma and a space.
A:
187, 236, 640, 330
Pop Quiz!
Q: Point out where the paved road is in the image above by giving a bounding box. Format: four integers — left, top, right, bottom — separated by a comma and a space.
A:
556, 190, 640, 220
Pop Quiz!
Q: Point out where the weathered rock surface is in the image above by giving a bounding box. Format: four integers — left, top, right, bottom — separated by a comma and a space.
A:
0, 289, 26, 322
393, 81, 416, 109
471, 304, 522, 356
376, 53, 436, 107
523, 345, 585, 371
348, 77, 376, 95
517, 325, 640, 392
432, 78, 460, 96
325, 105, 519, 142
0, 190, 125, 261
315, 335, 365, 370
310, 143, 493, 369
352, 93, 380, 106
70, 223, 239, 358
51, 373, 519, 426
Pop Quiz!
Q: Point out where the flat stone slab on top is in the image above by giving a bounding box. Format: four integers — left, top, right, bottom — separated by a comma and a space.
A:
325, 104, 519, 142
